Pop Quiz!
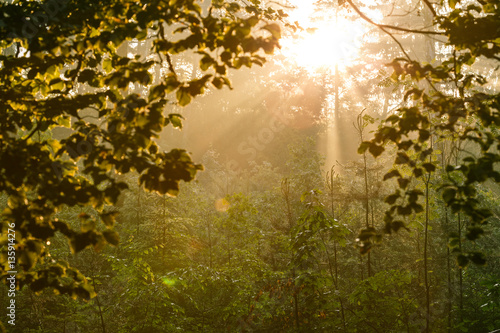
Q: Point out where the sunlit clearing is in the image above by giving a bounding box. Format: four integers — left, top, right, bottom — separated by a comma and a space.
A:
280, 2, 373, 72
215, 198, 230, 212
161, 277, 176, 287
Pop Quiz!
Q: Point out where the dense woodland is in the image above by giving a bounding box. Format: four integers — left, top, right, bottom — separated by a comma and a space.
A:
1, 0, 500, 332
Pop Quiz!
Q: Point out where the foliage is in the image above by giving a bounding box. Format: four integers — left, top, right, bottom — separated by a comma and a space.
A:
1, 0, 500, 332
357, 0, 500, 266
0, 0, 283, 297
347, 269, 419, 332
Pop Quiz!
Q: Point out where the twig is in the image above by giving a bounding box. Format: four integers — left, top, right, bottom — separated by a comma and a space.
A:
422, 0, 437, 17
166, 53, 177, 77
345, 0, 441, 35
24, 122, 42, 141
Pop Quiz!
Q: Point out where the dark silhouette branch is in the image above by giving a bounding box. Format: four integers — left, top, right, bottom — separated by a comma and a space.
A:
422, 0, 437, 16
24, 122, 42, 141
345, 0, 441, 35
378, 25, 412, 60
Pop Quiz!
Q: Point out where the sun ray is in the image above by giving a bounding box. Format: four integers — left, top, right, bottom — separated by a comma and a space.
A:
279, 1, 378, 73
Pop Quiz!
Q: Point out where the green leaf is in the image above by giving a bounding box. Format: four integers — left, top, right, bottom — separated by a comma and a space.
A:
457, 254, 469, 268
136, 29, 148, 40
50, 79, 65, 91
103, 58, 113, 73
466, 226, 484, 241
358, 141, 370, 154
442, 187, 457, 204
176, 88, 192, 106
169, 114, 183, 129
200, 55, 214, 71
148, 84, 166, 102
469, 252, 486, 265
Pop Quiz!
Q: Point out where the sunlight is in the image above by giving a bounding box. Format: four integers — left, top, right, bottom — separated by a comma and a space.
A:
214, 198, 230, 212
161, 277, 176, 287
280, 2, 370, 72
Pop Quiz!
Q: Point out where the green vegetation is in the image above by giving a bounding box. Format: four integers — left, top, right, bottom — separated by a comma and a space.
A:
1, 0, 500, 332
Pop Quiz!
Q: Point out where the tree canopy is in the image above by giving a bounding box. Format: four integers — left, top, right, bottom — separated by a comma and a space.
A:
357, 0, 500, 267
1, 0, 500, 332
0, 0, 282, 298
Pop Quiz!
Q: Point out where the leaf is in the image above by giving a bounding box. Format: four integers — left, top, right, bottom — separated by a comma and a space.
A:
397, 205, 412, 216
136, 29, 148, 40
391, 221, 406, 232
422, 163, 436, 173
385, 193, 400, 205
176, 88, 192, 106
368, 143, 384, 157
70, 233, 93, 253
212, 77, 224, 89
50, 79, 65, 91
100, 211, 119, 227
135, 133, 151, 148
200, 55, 214, 71
103, 58, 113, 73
169, 114, 183, 128
457, 254, 469, 268
397, 177, 410, 189
148, 84, 165, 102
262, 23, 281, 39
413, 168, 423, 178
103, 230, 120, 246
398, 140, 413, 150
466, 226, 484, 241
383, 169, 401, 181
418, 130, 430, 142
469, 252, 486, 266
395, 152, 410, 165
442, 187, 457, 204
358, 141, 370, 154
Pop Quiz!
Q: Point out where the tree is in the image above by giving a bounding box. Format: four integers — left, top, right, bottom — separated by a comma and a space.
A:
355, 0, 500, 267
0, 0, 283, 300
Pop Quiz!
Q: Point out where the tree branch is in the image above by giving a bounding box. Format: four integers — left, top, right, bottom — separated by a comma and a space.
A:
24, 122, 42, 141
422, 0, 437, 17
379, 26, 411, 61
345, 0, 441, 35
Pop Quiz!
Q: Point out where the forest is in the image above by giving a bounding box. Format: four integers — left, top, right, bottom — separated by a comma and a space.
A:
0, 0, 499, 332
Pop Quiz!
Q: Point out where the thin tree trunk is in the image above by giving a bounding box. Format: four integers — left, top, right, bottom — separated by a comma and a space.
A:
92, 278, 106, 333
326, 167, 347, 330
458, 212, 463, 314
423, 133, 435, 333
208, 219, 213, 268
424, 173, 431, 333
356, 111, 372, 277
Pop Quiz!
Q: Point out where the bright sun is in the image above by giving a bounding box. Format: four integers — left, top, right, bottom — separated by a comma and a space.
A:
280, 2, 371, 72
